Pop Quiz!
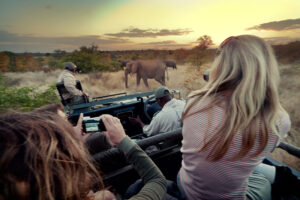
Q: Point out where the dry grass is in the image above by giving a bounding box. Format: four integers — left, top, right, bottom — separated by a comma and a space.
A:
270, 63, 300, 170
3, 63, 299, 170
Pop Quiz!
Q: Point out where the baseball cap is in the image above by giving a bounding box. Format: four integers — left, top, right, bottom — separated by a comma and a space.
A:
64, 62, 77, 71
155, 86, 170, 99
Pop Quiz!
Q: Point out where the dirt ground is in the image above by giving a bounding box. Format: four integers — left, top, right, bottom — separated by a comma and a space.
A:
3, 62, 300, 170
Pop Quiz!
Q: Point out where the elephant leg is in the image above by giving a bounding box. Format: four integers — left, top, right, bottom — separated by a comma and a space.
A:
137, 74, 141, 86
162, 75, 166, 85
161, 73, 166, 85
156, 79, 165, 86
155, 76, 165, 86
142, 78, 149, 88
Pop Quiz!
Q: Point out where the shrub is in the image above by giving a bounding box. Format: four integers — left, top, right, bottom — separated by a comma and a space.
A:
0, 76, 59, 112
48, 57, 65, 69
186, 49, 215, 68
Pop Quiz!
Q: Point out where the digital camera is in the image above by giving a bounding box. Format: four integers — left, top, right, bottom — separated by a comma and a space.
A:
82, 118, 106, 132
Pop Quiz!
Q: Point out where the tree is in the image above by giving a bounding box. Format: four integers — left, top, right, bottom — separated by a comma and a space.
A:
79, 45, 98, 54
53, 49, 67, 59
196, 35, 213, 50
0, 52, 10, 72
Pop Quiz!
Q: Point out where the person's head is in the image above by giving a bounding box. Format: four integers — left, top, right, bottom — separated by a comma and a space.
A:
33, 103, 67, 120
208, 35, 279, 95
0, 111, 103, 200
184, 35, 285, 161
64, 62, 77, 73
155, 86, 172, 107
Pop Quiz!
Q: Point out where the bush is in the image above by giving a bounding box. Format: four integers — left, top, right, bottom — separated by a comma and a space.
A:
48, 57, 65, 70
0, 76, 60, 112
186, 49, 215, 67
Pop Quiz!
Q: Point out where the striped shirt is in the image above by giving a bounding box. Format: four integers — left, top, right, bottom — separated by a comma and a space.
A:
179, 97, 291, 200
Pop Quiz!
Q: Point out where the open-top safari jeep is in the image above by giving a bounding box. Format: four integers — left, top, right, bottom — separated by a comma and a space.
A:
64, 90, 300, 199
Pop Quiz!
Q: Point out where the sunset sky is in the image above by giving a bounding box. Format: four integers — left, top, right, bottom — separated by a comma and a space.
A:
0, 0, 299, 52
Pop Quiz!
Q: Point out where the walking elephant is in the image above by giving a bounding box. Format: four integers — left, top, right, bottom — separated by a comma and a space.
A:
125, 60, 166, 88
118, 59, 130, 68
164, 60, 177, 69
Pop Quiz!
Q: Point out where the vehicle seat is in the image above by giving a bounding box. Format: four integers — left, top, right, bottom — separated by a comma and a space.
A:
56, 80, 87, 106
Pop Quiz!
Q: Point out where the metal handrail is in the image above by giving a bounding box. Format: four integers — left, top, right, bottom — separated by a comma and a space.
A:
278, 142, 300, 158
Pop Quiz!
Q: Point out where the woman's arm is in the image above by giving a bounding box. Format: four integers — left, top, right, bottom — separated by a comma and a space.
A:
118, 136, 167, 200
101, 114, 167, 200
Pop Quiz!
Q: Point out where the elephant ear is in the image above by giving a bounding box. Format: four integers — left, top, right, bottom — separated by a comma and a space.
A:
131, 62, 141, 73
125, 63, 132, 72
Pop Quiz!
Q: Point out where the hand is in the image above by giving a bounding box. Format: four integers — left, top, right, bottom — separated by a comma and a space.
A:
82, 93, 89, 102
73, 113, 95, 142
93, 190, 116, 200
101, 114, 126, 146
128, 117, 139, 125
129, 116, 145, 128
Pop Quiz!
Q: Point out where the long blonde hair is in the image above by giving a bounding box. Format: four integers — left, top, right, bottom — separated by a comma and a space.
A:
183, 35, 286, 161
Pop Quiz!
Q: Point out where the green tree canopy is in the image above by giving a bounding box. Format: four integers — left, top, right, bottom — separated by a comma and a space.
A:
196, 35, 214, 50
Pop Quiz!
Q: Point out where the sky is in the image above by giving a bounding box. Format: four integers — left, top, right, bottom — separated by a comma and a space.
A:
0, 0, 299, 53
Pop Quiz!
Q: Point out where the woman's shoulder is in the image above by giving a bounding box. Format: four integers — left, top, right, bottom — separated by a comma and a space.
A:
277, 111, 291, 139
186, 95, 226, 111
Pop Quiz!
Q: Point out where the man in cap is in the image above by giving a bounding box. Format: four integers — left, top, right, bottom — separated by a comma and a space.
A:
57, 62, 87, 105
130, 86, 185, 137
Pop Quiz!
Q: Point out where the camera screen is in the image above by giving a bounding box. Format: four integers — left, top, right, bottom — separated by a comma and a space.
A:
85, 122, 99, 132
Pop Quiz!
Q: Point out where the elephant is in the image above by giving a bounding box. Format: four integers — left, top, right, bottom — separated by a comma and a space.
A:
164, 60, 177, 69
118, 59, 130, 68
125, 60, 166, 88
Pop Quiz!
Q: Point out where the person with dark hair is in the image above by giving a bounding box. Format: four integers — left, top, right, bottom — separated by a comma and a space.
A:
57, 62, 87, 105
33, 103, 66, 118
0, 111, 167, 200
0, 111, 103, 200
33, 103, 111, 150
130, 86, 185, 137
33, 103, 64, 113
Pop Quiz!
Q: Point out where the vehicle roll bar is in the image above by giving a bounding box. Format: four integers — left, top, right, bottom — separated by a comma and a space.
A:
278, 142, 300, 158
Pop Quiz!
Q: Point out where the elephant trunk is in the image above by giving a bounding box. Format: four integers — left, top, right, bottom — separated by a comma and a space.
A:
125, 70, 129, 88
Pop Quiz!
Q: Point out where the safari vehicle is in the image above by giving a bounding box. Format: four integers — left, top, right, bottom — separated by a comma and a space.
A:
64, 90, 300, 199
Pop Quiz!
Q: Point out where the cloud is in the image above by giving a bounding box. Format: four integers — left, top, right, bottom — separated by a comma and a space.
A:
0, 30, 132, 52
263, 36, 300, 45
137, 40, 193, 49
140, 40, 178, 45
246, 18, 300, 31
0, 29, 195, 52
105, 27, 193, 38
45, 5, 53, 10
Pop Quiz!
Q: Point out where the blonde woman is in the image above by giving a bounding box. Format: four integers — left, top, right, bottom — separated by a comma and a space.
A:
178, 35, 291, 199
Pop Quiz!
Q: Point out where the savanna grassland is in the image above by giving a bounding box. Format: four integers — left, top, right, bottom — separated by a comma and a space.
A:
2, 62, 300, 170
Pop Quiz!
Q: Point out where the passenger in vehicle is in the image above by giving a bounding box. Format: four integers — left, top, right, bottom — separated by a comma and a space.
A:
0, 111, 167, 200
177, 35, 291, 200
57, 62, 87, 106
33, 103, 66, 119
33, 103, 113, 156
130, 86, 185, 136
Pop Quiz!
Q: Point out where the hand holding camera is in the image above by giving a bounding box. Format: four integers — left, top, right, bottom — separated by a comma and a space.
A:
80, 114, 126, 146
74, 113, 96, 142
82, 117, 106, 133
100, 114, 126, 146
